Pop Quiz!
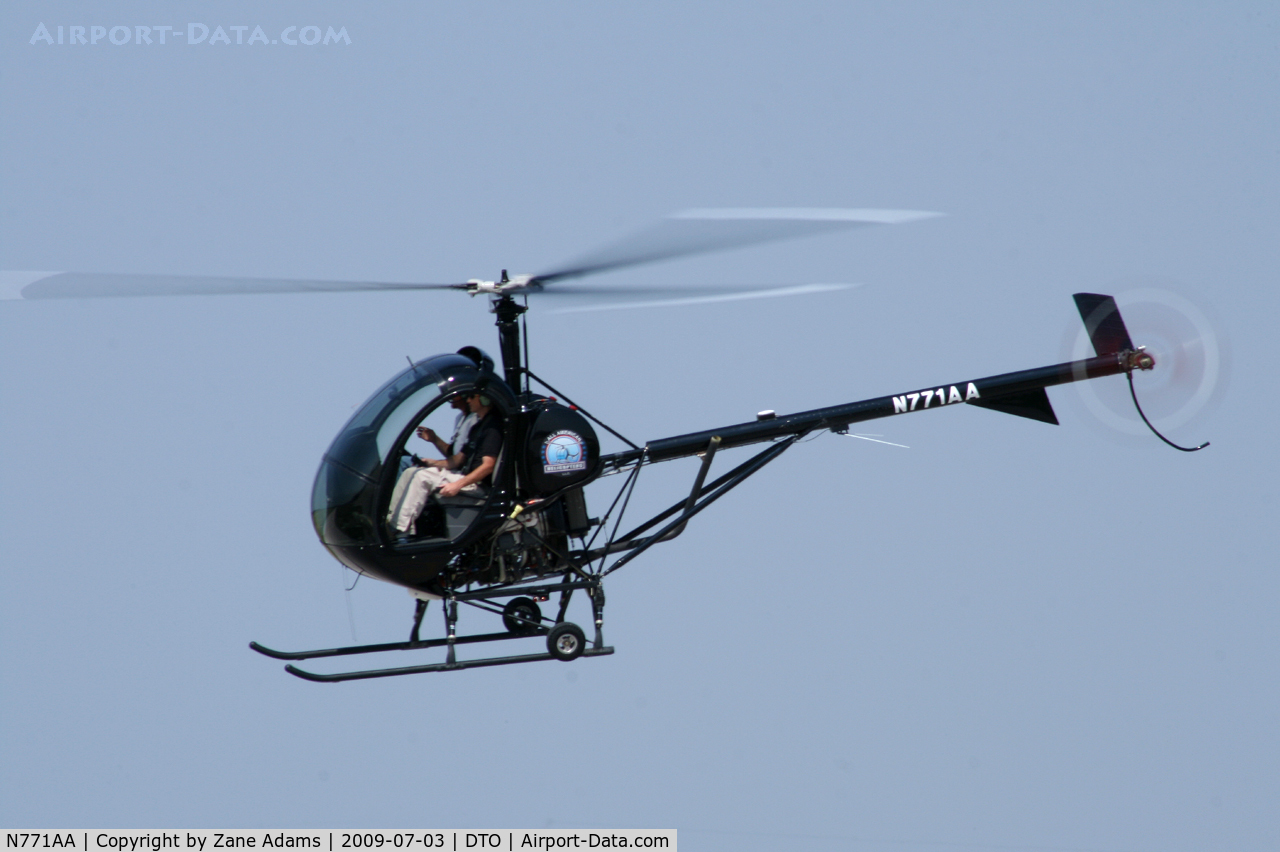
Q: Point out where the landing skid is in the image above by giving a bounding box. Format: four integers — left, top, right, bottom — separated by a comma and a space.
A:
250, 630, 532, 661
251, 576, 611, 681
282, 646, 615, 682
250, 630, 614, 682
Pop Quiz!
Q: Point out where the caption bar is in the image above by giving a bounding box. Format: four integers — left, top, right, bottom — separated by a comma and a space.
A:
4, 833, 675, 852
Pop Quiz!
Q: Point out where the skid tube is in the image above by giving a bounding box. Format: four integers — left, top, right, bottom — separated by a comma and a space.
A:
252, 577, 611, 680
249, 630, 542, 662
285, 646, 615, 683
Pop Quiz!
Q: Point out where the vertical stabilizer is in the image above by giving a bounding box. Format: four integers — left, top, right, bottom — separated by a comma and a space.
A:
1074, 293, 1134, 355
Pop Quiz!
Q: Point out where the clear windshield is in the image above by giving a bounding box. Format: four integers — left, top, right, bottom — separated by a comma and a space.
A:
312, 354, 494, 547
323, 361, 444, 481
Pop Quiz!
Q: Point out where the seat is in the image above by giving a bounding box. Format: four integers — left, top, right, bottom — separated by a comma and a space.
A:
435, 490, 489, 538
435, 443, 505, 537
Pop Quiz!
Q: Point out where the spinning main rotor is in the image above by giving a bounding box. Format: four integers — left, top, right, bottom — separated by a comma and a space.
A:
2, 208, 942, 303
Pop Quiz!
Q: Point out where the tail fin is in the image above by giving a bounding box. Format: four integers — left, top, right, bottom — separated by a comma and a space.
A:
968, 389, 1059, 424
1074, 293, 1134, 355
965, 294, 1134, 427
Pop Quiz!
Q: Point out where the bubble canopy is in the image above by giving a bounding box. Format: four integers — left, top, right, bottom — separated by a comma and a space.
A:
310, 353, 515, 582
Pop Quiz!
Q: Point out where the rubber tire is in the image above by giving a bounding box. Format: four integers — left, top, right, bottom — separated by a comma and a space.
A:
547, 622, 586, 661
502, 597, 542, 635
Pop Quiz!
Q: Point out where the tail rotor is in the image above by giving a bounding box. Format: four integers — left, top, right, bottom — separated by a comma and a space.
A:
1070, 288, 1220, 449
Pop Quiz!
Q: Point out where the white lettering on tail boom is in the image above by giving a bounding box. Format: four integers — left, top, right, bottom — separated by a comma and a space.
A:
891, 383, 979, 415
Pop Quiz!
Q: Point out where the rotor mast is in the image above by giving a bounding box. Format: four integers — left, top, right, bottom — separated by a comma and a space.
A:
490, 280, 527, 393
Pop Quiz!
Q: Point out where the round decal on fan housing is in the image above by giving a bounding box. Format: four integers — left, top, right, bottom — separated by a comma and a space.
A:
542, 430, 587, 473
522, 400, 600, 496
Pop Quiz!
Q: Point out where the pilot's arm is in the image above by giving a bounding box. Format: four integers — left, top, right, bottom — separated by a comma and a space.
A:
416, 426, 451, 457
438, 455, 496, 498
414, 429, 467, 470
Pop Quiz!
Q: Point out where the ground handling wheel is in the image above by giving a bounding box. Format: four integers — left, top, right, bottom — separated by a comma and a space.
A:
502, 597, 542, 635
547, 622, 586, 661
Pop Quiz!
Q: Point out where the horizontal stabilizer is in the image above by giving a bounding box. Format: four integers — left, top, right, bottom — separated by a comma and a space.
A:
1074, 293, 1134, 355
968, 388, 1059, 425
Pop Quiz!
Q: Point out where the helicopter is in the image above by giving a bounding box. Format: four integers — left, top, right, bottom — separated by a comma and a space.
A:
3, 209, 1208, 682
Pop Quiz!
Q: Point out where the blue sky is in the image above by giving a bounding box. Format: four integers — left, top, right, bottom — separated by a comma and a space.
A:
2, 4, 1277, 850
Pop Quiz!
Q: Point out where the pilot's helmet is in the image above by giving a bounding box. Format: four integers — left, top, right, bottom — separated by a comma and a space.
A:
456, 346, 495, 374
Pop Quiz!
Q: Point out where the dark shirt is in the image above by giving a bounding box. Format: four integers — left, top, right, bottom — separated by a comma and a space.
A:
461, 413, 503, 480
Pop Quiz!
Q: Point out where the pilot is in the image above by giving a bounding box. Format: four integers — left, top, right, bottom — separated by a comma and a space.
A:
387, 392, 503, 536
399, 346, 489, 474
415, 394, 477, 465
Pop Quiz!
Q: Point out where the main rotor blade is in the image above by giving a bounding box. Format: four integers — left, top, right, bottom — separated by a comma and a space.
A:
547, 282, 859, 314
533, 208, 942, 285
1, 271, 466, 300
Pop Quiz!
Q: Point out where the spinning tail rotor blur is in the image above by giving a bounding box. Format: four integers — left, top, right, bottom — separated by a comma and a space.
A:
1068, 286, 1223, 449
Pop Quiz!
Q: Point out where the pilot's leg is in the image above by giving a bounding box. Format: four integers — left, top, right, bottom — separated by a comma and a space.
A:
389, 467, 462, 534
386, 467, 415, 525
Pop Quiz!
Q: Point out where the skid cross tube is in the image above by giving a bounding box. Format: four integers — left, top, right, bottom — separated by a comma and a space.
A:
601, 350, 1144, 467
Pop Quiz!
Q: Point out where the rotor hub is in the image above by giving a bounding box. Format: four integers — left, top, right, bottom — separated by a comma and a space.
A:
1125, 347, 1156, 371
